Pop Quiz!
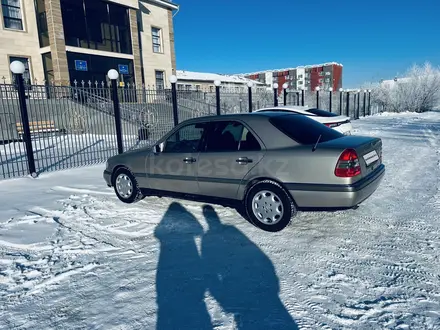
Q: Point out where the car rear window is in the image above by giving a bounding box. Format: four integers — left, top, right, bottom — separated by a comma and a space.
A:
269, 114, 343, 145
306, 108, 339, 117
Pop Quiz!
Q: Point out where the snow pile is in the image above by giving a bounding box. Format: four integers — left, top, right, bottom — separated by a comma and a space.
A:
0, 111, 439, 329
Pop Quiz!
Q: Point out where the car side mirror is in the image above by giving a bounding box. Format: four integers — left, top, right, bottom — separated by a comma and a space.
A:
154, 142, 165, 153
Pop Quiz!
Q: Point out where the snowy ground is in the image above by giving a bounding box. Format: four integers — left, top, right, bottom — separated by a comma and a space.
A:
1, 111, 440, 329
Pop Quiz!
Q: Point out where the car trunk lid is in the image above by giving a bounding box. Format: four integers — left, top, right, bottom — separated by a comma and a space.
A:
319, 135, 382, 179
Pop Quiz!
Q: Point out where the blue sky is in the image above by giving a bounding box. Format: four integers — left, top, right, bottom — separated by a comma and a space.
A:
173, 0, 440, 88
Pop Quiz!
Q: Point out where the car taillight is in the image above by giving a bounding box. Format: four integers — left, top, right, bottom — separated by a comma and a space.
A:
325, 123, 338, 128
335, 149, 361, 177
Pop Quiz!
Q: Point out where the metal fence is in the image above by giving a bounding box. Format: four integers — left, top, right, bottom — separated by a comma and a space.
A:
1, 78, 380, 180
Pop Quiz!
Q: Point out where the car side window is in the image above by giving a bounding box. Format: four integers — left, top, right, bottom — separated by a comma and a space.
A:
204, 121, 261, 152
163, 123, 206, 153
239, 127, 261, 151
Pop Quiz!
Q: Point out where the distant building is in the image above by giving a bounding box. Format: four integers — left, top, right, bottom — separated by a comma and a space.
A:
176, 70, 267, 92
241, 62, 343, 94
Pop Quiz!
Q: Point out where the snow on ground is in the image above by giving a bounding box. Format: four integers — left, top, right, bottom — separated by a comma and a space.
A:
0, 111, 440, 329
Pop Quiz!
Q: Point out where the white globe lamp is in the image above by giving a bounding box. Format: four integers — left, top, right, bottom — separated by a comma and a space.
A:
169, 75, 178, 84
10, 61, 26, 74
282, 82, 288, 89
214, 80, 221, 87
273, 83, 279, 89
107, 69, 119, 80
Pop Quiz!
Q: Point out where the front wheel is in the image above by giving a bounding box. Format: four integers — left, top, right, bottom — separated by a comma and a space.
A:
112, 167, 144, 204
244, 180, 297, 232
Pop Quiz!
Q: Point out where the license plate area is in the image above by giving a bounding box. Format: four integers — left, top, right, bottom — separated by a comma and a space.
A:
363, 150, 379, 166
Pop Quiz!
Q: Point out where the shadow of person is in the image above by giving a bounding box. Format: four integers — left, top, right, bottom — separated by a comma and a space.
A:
154, 202, 212, 330
201, 205, 298, 330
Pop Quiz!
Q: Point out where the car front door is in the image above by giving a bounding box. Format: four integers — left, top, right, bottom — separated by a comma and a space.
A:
197, 120, 265, 199
146, 122, 207, 194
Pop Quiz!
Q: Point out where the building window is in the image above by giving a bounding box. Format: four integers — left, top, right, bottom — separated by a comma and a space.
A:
152, 27, 162, 53
155, 70, 164, 89
185, 84, 191, 91
298, 81, 303, 85
9, 56, 31, 82
177, 84, 184, 91
195, 85, 201, 91
2, 0, 23, 30
325, 72, 331, 76
35, 0, 49, 47
41, 52, 54, 83
60, 0, 132, 54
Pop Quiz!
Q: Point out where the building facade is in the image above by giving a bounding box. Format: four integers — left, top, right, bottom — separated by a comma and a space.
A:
0, 0, 178, 86
176, 70, 267, 92
242, 62, 343, 94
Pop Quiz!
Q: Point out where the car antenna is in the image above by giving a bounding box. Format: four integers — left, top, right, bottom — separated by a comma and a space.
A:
312, 134, 322, 152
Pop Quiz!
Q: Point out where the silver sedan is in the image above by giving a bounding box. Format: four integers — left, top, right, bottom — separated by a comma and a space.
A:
104, 111, 385, 232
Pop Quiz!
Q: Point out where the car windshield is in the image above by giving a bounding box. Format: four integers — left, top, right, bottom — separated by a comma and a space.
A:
306, 108, 340, 117
269, 114, 343, 145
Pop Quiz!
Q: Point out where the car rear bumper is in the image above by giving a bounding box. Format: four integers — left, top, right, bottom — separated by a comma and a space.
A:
286, 164, 385, 209
103, 169, 112, 187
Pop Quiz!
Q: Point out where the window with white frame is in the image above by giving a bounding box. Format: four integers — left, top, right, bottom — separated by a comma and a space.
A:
2, 0, 23, 30
155, 70, 164, 89
152, 27, 162, 53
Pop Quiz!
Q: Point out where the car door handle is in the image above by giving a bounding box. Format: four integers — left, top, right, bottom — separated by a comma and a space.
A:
183, 157, 196, 164
236, 157, 253, 164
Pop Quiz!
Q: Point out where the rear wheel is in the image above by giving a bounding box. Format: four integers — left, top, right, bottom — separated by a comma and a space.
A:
112, 167, 144, 204
244, 180, 297, 232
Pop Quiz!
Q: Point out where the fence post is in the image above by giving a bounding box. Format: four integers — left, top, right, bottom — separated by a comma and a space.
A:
214, 80, 221, 115
301, 89, 305, 106
316, 87, 320, 108
273, 83, 278, 106
296, 92, 299, 106
357, 90, 361, 119
353, 93, 357, 119
169, 75, 179, 126
329, 87, 333, 112
108, 69, 123, 154
363, 90, 367, 117
346, 91, 350, 118
367, 90, 371, 115
10, 61, 36, 177
247, 81, 253, 112
283, 83, 288, 106
339, 88, 343, 115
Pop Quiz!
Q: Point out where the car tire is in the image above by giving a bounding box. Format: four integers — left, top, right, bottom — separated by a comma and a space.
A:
112, 167, 144, 204
244, 180, 297, 232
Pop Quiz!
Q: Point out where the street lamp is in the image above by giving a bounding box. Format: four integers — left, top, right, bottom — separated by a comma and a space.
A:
169, 75, 178, 84
107, 69, 119, 80
10, 61, 26, 75
214, 80, 221, 115
282, 83, 288, 105
273, 83, 279, 106
328, 87, 333, 112
247, 81, 253, 112
315, 86, 320, 108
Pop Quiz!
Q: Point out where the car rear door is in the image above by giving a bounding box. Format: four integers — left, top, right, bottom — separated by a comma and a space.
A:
196, 120, 265, 199
146, 122, 207, 194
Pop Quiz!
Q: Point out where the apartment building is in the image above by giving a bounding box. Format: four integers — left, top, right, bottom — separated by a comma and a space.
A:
0, 0, 178, 86
242, 62, 343, 93
176, 70, 267, 92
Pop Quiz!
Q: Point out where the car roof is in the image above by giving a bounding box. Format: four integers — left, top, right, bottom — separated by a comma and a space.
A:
254, 105, 315, 115
178, 111, 298, 124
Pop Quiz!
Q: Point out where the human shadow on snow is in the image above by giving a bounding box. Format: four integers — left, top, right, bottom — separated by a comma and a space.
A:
154, 202, 298, 330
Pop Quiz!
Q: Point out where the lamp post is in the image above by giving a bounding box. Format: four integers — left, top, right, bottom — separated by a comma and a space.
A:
339, 88, 343, 115
367, 89, 371, 115
273, 82, 279, 106
315, 86, 320, 108
108, 69, 123, 154
214, 80, 221, 115
169, 75, 179, 126
247, 81, 253, 112
301, 87, 305, 106
282, 82, 288, 106
11, 61, 36, 177
328, 87, 333, 112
